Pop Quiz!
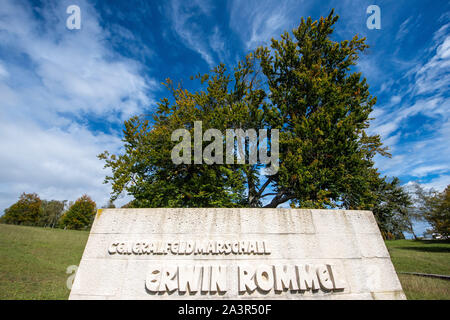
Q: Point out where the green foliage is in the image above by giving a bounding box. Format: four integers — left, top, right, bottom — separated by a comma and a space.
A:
1, 194, 67, 229
38, 200, 67, 228
99, 58, 265, 208
372, 177, 413, 239
99, 10, 389, 211
58, 195, 96, 230
415, 185, 450, 239
255, 10, 388, 208
0, 193, 42, 226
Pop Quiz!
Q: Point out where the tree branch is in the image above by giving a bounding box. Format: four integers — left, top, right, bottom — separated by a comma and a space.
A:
263, 193, 295, 208
260, 193, 278, 198
257, 177, 273, 198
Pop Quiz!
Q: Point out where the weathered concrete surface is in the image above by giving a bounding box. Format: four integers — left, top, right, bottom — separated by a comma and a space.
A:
69, 208, 406, 300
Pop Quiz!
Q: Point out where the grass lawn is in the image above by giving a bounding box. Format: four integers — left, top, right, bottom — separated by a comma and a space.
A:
0, 223, 89, 299
385, 239, 450, 300
0, 223, 449, 299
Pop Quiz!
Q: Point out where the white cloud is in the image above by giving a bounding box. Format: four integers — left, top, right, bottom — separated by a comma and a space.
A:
369, 18, 450, 184
0, 0, 153, 212
414, 25, 450, 95
0, 0, 155, 123
370, 96, 447, 138
0, 62, 9, 79
411, 165, 449, 178
229, 0, 308, 50
395, 17, 413, 41
373, 117, 450, 184
390, 95, 402, 104
0, 121, 124, 210
168, 0, 220, 68
209, 26, 228, 64
421, 175, 450, 192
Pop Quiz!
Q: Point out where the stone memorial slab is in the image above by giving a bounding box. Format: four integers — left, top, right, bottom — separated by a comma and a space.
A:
69, 208, 406, 300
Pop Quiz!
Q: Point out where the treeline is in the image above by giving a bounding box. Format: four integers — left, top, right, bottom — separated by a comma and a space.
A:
119, 180, 449, 240
0, 184, 448, 238
372, 182, 449, 240
0, 193, 105, 230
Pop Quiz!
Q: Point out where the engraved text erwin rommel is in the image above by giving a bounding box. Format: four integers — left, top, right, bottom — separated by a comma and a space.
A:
145, 264, 346, 295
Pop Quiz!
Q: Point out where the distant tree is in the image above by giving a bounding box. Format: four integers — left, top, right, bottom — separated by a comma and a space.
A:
414, 184, 450, 239
0, 193, 42, 226
372, 177, 414, 239
102, 200, 116, 208
121, 201, 134, 208
38, 200, 67, 228
59, 195, 96, 230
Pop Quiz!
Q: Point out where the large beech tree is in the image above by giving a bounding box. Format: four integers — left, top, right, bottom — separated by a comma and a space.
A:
100, 11, 389, 210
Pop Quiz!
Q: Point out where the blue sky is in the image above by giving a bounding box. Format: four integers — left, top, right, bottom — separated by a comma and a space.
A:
0, 0, 448, 236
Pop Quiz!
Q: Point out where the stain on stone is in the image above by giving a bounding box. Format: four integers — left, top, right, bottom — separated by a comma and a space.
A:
96, 208, 103, 220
